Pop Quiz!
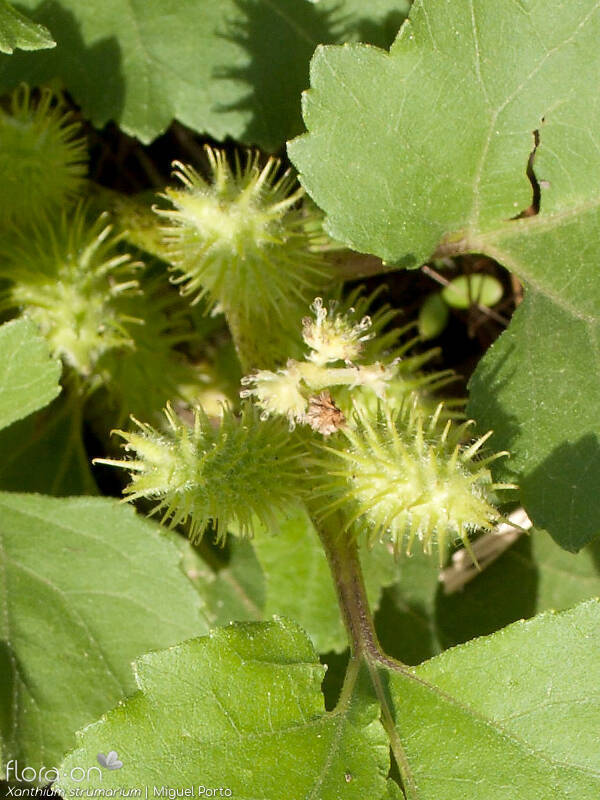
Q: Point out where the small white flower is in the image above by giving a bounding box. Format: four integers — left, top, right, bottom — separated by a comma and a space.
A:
241, 363, 306, 427
302, 297, 373, 366
349, 362, 397, 398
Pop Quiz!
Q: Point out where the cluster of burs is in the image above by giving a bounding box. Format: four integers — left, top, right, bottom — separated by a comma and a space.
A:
0, 85, 513, 563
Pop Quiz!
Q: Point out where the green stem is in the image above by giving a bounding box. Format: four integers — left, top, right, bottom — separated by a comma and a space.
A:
367, 661, 419, 800
225, 308, 256, 373
226, 306, 284, 373
317, 516, 419, 799
317, 518, 379, 660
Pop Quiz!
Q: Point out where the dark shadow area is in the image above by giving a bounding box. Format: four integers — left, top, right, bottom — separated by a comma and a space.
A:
466, 335, 522, 477
0, 393, 98, 496
5, 2, 124, 128
385, 252, 418, 271
522, 434, 600, 553
320, 648, 349, 710
511, 127, 541, 219
435, 534, 538, 648
589, 536, 600, 573
0, 641, 17, 751
214, 0, 347, 151
376, 589, 440, 665
354, 8, 410, 50
345, 252, 517, 389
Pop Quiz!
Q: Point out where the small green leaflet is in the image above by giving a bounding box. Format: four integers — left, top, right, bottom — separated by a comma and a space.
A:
0, 0, 54, 54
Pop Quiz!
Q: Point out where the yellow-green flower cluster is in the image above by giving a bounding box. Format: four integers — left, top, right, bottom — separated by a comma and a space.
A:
241, 296, 411, 431
242, 295, 513, 561
302, 296, 373, 365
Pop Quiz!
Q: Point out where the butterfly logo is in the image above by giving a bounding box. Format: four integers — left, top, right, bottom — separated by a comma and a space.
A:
97, 751, 123, 770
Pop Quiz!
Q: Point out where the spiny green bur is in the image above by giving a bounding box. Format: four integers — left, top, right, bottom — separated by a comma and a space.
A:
318, 402, 512, 564
97, 404, 305, 543
0, 84, 87, 226
0, 204, 138, 376
155, 146, 332, 367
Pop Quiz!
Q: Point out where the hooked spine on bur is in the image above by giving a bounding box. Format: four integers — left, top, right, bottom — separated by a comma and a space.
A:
0, 199, 200, 421
0, 203, 140, 377
154, 146, 333, 367
314, 400, 515, 565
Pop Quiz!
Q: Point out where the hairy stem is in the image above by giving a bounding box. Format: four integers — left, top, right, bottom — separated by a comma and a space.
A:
317, 515, 418, 798
317, 518, 379, 659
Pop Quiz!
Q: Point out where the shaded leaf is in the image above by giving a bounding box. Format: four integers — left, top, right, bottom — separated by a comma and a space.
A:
0, 494, 208, 774
376, 529, 600, 664
0, 318, 61, 432
436, 529, 600, 647
0, 0, 408, 147
183, 509, 397, 654
181, 536, 264, 626
0, 393, 97, 495
253, 507, 396, 653
375, 548, 442, 666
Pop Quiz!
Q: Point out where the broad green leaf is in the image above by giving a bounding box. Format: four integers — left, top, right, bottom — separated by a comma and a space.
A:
0, 318, 61, 432
0, 0, 408, 147
0, 0, 54, 54
386, 600, 600, 799
467, 215, 600, 550
56, 620, 390, 800
288, 0, 600, 549
0, 494, 209, 775
0, 394, 97, 495
376, 529, 600, 664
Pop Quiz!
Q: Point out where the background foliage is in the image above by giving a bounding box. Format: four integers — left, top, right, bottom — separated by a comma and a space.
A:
0, 1, 599, 798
